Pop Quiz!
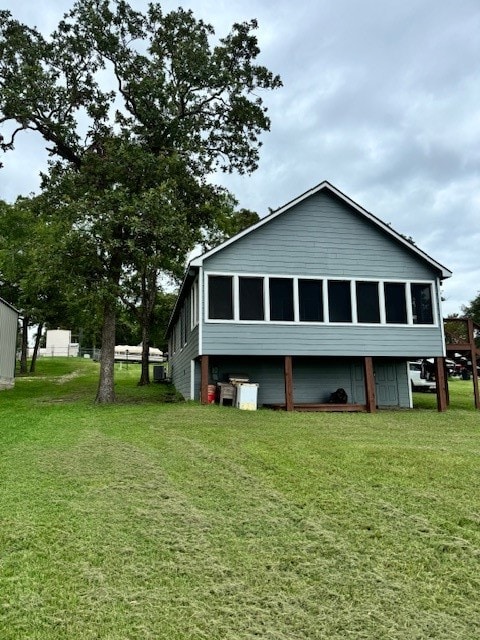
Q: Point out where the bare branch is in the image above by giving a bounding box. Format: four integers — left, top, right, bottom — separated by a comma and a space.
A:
0, 124, 33, 150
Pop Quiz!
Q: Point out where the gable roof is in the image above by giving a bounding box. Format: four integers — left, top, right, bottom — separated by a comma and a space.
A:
166, 180, 452, 336
191, 180, 452, 279
0, 296, 19, 314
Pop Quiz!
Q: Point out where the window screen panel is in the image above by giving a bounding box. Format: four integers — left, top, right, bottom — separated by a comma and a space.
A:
411, 283, 433, 324
299, 279, 323, 322
384, 282, 407, 324
356, 281, 380, 323
239, 277, 264, 320
208, 275, 233, 319
269, 278, 294, 321
328, 280, 352, 322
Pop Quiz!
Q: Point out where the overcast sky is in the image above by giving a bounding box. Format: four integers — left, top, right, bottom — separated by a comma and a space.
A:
1, 0, 479, 315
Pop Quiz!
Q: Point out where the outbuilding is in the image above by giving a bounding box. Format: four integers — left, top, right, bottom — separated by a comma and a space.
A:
0, 297, 19, 390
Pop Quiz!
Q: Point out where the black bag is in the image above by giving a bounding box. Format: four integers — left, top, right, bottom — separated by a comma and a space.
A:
329, 388, 348, 403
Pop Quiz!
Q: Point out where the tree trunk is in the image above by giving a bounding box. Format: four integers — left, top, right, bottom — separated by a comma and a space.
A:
138, 267, 158, 386
95, 301, 117, 403
30, 322, 44, 374
20, 316, 29, 374
139, 323, 151, 386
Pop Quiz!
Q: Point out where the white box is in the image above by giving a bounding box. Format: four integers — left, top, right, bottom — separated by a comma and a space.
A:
235, 383, 259, 410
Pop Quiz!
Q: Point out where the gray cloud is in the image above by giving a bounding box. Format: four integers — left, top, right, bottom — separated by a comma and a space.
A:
1, 0, 479, 315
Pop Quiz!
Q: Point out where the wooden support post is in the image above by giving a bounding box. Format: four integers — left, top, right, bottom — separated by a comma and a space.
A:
284, 356, 294, 411
467, 319, 480, 410
363, 356, 376, 413
434, 357, 448, 412
200, 355, 209, 405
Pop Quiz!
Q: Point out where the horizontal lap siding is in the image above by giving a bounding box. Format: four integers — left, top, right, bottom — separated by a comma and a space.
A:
170, 324, 199, 400
201, 191, 444, 359
203, 324, 444, 357
204, 191, 436, 280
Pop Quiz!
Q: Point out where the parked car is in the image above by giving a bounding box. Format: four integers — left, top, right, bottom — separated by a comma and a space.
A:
408, 361, 436, 392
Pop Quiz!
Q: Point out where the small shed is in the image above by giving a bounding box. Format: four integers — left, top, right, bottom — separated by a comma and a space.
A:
0, 297, 19, 390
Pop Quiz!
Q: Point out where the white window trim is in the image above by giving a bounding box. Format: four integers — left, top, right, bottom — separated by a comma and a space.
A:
405, 282, 413, 325
191, 278, 199, 330
378, 281, 386, 324
350, 280, 357, 324
204, 271, 438, 328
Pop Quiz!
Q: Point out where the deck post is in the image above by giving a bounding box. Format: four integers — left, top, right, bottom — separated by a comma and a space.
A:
467, 319, 480, 409
200, 355, 209, 405
284, 356, 294, 411
363, 356, 376, 413
434, 357, 448, 412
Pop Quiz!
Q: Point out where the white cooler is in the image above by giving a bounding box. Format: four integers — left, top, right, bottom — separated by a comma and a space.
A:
234, 383, 259, 410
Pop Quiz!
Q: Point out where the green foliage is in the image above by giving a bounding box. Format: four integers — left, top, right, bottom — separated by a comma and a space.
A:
0, 197, 71, 323
0, 1, 281, 400
201, 206, 260, 250
0, 1, 281, 174
462, 291, 480, 325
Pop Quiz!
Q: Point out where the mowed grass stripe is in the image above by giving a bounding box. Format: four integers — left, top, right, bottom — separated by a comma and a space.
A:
0, 358, 479, 638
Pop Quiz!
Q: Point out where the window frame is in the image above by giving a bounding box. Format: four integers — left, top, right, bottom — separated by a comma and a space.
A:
298, 278, 324, 323
204, 271, 437, 327
327, 279, 353, 323
207, 274, 234, 320
190, 278, 199, 330
239, 276, 265, 321
410, 282, 435, 325
356, 281, 381, 324
269, 277, 295, 322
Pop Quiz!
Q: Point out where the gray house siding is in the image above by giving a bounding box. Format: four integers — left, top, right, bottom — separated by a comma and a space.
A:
169, 289, 200, 399
204, 191, 436, 279
166, 183, 449, 408
170, 333, 198, 400
0, 299, 18, 390
200, 191, 443, 358
202, 324, 444, 358
208, 356, 411, 408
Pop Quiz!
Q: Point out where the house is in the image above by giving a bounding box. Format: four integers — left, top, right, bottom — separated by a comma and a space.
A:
0, 297, 19, 390
166, 181, 452, 411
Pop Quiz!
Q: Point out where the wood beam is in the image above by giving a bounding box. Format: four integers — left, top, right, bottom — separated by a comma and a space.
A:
200, 355, 209, 405
363, 356, 376, 413
284, 356, 294, 411
446, 343, 478, 352
467, 319, 480, 410
434, 357, 448, 412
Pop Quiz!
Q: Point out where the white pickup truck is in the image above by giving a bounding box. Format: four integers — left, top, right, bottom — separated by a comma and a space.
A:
408, 361, 436, 392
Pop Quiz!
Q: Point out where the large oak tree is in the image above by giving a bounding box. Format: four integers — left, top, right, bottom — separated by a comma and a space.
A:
0, 0, 281, 402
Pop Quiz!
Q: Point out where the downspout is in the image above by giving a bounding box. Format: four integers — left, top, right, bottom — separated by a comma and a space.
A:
198, 266, 203, 357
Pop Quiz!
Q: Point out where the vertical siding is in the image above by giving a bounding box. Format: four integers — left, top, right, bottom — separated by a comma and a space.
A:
0, 301, 18, 388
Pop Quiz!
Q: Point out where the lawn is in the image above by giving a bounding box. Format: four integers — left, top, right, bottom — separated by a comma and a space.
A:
1, 358, 479, 639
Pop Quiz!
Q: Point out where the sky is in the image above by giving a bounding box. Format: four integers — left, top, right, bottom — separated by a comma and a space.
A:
1, 0, 479, 316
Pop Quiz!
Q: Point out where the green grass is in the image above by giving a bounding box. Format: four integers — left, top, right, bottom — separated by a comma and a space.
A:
1, 359, 480, 639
